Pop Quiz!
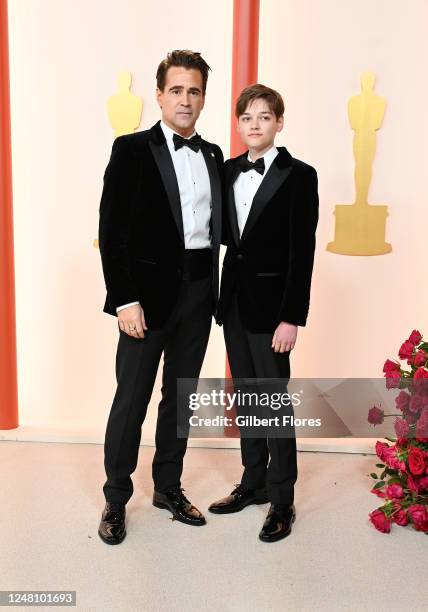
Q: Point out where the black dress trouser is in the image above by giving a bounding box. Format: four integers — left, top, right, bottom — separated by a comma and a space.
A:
223, 293, 298, 506
103, 274, 212, 504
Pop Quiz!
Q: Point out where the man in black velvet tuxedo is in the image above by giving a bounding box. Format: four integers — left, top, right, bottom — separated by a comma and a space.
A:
97, 50, 223, 544
209, 84, 319, 542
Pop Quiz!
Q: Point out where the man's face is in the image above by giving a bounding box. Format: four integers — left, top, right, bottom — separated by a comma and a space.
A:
157, 66, 205, 137
237, 98, 283, 153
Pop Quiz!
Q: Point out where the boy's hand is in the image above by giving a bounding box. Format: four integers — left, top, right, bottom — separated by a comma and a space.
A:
118, 304, 148, 339
272, 322, 297, 353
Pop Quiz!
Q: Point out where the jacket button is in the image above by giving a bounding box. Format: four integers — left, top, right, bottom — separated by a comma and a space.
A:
237, 254, 244, 261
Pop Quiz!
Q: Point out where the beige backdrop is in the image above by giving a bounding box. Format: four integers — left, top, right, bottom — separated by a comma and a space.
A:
4, 0, 428, 450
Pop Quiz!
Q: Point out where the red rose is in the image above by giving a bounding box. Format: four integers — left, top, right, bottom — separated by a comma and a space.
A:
395, 390, 410, 411
383, 359, 400, 374
399, 341, 414, 360
408, 447, 426, 475
375, 441, 389, 461
413, 367, 428, 381
368, 406, 384, 425
392, 503, 408, 526
407, 474, 421, 493
411, 350, 427, 368
394, 418, 409, 439
386, 484, 404, 499
408, 330, 422, 345
371, 487, 386, 498
383, 446, 405, 471
419, 476, 428, 491
407, 504, 428, 532
369, 509, 391, 533
385, 371, 401, 389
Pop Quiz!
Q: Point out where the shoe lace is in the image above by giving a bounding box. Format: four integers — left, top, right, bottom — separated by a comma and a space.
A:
231, 483, 246, 496
165, 487, 190, 505
105, 503, 124, 520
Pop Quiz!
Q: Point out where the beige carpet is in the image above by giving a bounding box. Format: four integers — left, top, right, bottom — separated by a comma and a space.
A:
0, 441, 426, 612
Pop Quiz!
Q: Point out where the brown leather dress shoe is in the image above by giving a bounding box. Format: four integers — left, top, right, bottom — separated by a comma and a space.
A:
153, 488, 206, 526
209, 484, 269, 514
259, 504, 296, 542
98, 502, 126, 545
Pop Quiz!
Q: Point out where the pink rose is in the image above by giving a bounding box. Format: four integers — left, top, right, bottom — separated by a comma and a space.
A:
383, 359, 400, 374
369, 509, 391, 533
368, 406, 384, 425
408, 330, 422, 345
408, 447, 426, 475
386, 484, 404, 499
409, 394, 423, 414
399, 341, 414, 360
394, 418, 410, 439
395, 390, 410, 411
416, 410, 428, 438
411, 350, 427, 368
407, 504, 428, 532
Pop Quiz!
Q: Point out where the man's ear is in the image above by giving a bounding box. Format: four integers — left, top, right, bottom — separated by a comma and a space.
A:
156, 88, 163, 109
277, 115, 284, 133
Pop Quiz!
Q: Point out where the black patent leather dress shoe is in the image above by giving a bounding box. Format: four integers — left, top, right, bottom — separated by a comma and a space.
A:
259, 504, 296, 542
208, 484, 269, 514
153, 488, 206, 526
98, 502, 126, 545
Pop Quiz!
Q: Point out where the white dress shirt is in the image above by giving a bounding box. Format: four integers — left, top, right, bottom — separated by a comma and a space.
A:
233, 146, 278, 237
116, 121, 212, 313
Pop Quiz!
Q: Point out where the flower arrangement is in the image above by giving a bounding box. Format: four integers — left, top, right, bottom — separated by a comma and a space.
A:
368, 330, 428, 534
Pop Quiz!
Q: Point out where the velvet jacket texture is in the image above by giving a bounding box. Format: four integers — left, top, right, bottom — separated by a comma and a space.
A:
98, 120, 223, 329
216, 147, 319, 333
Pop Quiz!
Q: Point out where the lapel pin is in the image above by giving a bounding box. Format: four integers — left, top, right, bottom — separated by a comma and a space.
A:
211, 152, 215, 157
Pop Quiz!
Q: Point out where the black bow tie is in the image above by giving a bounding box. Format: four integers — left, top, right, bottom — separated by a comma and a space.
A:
173, 133, 203, 153
239, 156, 265, 175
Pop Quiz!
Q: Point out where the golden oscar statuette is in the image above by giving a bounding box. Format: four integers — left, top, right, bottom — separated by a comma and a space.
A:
327, 71, 392, 255
94, 71, 143, 249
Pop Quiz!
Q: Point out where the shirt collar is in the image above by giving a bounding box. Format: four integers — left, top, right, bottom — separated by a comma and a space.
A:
247, 145, 278, 172
160, 120, 196, 147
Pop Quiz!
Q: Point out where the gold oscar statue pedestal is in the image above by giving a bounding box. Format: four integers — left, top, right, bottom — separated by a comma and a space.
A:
327, 203, 391, 255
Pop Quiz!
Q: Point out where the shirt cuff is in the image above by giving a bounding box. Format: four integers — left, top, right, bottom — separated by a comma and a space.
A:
116, 301, 139, 313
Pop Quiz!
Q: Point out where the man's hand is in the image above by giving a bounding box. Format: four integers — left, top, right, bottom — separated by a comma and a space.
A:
118, 304, 148, 339
272, 322, 297, 353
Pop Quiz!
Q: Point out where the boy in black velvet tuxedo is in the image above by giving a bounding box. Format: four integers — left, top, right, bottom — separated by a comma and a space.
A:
209, 84, 319, 542
97, 51, 223, 544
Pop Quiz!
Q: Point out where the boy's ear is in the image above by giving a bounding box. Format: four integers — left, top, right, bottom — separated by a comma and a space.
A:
276, 115, 284, 133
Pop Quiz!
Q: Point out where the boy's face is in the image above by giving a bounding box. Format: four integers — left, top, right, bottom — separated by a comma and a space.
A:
156, 66, 205, 137
237, 98, 284, 152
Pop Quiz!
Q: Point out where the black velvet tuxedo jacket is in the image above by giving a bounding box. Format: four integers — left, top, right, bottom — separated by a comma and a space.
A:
216, 147, 319, 333
98, 120, 223, 329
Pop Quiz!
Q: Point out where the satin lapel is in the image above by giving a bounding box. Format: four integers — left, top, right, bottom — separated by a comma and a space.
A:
240, 159, 293, 242
148, 139, 184, 242
227, 162, 242, 247
201, 144, 222, 246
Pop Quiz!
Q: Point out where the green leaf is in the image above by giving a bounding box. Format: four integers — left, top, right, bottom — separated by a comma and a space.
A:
370, 473, 378, 479
385, 437, 397, 443
373, 481, 385, 490
375, 463, 385, 468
